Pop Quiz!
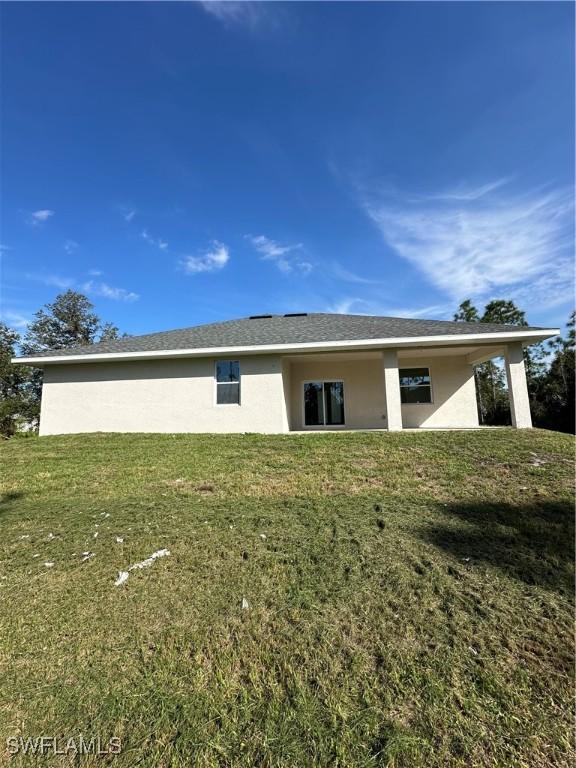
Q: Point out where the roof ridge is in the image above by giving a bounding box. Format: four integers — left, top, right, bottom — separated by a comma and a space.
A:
89, 313, 546, 345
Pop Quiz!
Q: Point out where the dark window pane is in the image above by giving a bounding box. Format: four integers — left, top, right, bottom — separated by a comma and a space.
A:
400, 385, 431, 404
399, 368, 430, 388
217, 382, 240, 404
216, 361, 240, 383
304, 382, 324, 426
324, 381, 345, 425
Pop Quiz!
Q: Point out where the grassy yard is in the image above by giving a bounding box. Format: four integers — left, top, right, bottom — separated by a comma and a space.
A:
0, 429, 574, 767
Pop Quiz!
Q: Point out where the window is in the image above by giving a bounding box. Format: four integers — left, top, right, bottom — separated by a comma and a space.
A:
216, 361, 240, 405
399, 368, 432, 404
304, 381, 345, 426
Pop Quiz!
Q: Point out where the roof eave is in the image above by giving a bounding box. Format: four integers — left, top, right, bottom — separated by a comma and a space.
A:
11, 328, 560, 366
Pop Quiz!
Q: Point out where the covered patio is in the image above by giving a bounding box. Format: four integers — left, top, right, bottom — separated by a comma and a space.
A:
282, 341, 532, 432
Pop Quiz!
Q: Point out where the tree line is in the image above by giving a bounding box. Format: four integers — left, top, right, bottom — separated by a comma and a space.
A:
1, 290, 574, 436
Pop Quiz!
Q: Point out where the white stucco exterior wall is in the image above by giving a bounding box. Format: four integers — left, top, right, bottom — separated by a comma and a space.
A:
38, 351, 479, 435
382, 349, 403, 431
288, 358, 388, 431
399, 356, 479, 429
504, 342, 532, 428
281, 358, 292, 432
39, 355, 289, 435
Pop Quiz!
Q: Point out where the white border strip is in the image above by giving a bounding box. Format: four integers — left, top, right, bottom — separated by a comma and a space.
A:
11, 328, 559, 365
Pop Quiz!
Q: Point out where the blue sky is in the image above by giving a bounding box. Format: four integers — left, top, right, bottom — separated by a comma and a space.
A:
1, 1, 574, 337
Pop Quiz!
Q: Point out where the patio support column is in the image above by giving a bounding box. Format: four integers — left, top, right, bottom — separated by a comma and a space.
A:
382, 349, 403, 431
504, 341, 532, 428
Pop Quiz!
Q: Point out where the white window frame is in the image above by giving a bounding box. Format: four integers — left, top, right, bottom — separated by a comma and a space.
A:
399, 367, 433, 405
302, 379, 346, 428
214, 360, 241, 406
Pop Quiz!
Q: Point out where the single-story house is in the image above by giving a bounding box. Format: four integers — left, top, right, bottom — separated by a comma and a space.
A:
13, 313, 558, 435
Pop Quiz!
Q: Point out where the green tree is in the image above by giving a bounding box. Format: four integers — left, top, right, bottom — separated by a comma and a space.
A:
455, 299, 574, 431
0, 323, 35, 436
453, 299, 480, 323
481, 299, 547, 415
532, 312, 575, 433
21, 290, 119, 354
21, 291, 121, 425
453, 299, 510, 424
453, 300, 487, 420
454, 298, 535, 425
480, 300, 528, 424
480, 299, 527, 326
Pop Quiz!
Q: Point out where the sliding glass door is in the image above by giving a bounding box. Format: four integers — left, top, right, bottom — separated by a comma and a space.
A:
304, 381, 345, 426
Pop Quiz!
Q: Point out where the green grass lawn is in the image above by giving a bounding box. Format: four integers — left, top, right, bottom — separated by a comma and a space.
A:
0, 429, 574, 767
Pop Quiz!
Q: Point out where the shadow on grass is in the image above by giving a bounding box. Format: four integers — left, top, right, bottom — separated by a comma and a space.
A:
0, 491, 25, 516
419, 501, 575, 594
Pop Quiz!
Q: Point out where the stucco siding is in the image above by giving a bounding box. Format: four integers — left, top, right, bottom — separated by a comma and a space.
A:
399, 356, 479, 429
39, 355, 288, 435
289, 359, 387, 430
281, 359, 292, 431
39, 351, 478, 435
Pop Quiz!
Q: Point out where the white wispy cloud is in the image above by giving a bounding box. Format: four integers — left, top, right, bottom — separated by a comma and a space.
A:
198, 1, 269, 29
332, 263, 384, 285
247, 234, 312, 275
88, 268, 103, 277
295, 261, 313, 276
119, 205, 136, 222
409, 177, 513, 203
141, 229, 168, 251
364, 181, 574, 309
382, 304, 454, 319
181, 241, 230, 274
1, 309, 31, 330
325, 298, 376, 315
26, 273, 75, 290
249, 234, 301, 260
64, 239, 79, 255
27, 209, 55, 226
26, 272, 139, 302
81, 280, 139, 303
325, 297, 452, 319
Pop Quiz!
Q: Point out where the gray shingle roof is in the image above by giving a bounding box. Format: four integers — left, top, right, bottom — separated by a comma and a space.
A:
20, 313, 550, 359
